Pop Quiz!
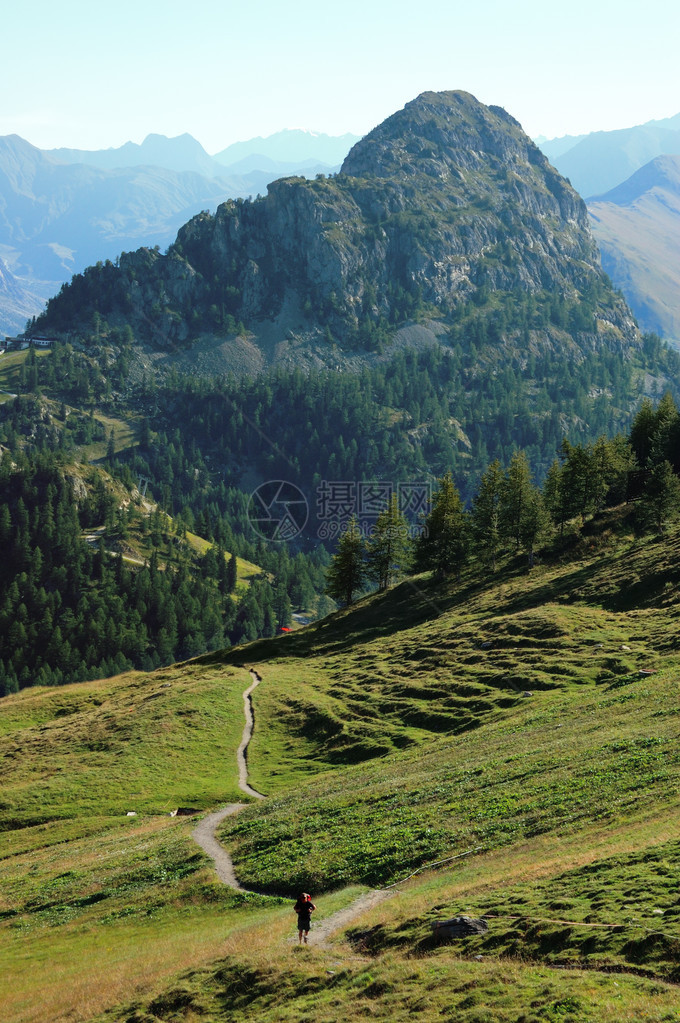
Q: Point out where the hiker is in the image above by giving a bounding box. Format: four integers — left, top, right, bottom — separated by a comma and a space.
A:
293, 891, 316, 944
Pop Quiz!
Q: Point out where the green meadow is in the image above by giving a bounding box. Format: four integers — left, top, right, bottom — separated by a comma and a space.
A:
3, 514, 680, 1021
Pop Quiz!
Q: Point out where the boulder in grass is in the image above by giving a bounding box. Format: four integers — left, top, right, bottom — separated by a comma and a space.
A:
431, 915, 488, 939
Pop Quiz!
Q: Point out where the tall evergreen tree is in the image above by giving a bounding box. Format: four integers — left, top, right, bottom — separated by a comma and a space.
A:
630, 393, 679, 470
501, 451, 533, 550
274, 581, 292, 628
226, 552, 238, 594
472, 460, 504, 571
559, 440, 598, 522
542, 458, 570, 537
326, 517, 366, 606
518, 490, 551, 568
636, 460, 680, 534
366, 494, 411, 590
416, 472, 469, 581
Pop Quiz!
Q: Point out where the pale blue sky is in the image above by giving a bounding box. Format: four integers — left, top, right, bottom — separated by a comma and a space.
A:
3, 0, 678, 151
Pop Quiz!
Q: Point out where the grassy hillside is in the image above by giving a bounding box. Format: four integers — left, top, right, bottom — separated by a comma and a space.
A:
3, 515, 680, 1022
224, 511, 680, 794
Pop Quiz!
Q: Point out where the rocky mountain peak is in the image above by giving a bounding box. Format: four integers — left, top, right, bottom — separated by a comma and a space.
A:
37, 91, 639, 360
342, 90, 526, 179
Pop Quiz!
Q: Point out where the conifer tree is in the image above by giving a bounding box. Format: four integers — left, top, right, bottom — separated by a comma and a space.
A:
630, 393, 679, 470
543, 457, 575, 537
274, 581, 292, 628
636, 460, 680, 534
472, 460, 504, 571
226, 552, 238, 594
501, 451, 533, 550
607, 435, 636, 505
518, 489, 551, 568
326, 517, 366, 606
416, 472, 469, 580
558, 440, 594, 522
366, 493, 411, 590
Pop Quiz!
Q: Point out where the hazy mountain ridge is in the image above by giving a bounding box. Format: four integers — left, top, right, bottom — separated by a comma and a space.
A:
48, 132, 225, 178
48, 128, 361, 178
0, 256, 51, 335
588, 154, 680, 343
537, 112, 680, 198
213, 128, 360, 168
0, 130, 358, 335
536, 113, 680, 344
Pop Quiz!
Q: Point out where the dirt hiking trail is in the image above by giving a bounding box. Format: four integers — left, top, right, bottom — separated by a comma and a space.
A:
192, 668, 395, 945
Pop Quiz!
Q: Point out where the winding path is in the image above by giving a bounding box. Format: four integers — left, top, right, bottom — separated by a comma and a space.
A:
191, 667, 395, 944
191, 670, 263, 888
236, 670, 265, 799
190, 669, 680, 975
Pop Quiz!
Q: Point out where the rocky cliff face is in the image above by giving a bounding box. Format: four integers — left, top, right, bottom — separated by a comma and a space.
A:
38, 91, 639, 355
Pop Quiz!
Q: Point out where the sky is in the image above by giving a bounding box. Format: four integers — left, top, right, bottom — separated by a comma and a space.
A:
3, 0, 679, 153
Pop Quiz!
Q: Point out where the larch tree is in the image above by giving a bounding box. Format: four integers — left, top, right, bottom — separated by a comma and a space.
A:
366, 494, 411, 590
472, 460, 504, 571
501, 450, 534, 550
518, 489, 551, 568
326, 517, 366, 606
417, 471, 469, 581
636, 459, 680, 534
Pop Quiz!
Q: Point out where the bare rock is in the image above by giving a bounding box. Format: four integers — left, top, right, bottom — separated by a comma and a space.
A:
431, 915, 488, 939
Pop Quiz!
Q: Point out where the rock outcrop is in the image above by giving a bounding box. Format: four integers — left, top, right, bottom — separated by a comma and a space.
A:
38, 91, 639, 356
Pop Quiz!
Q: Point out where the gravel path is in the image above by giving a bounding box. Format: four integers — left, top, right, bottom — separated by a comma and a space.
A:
191, 804, 249, 889
191, 667, 396, 945
310, 889, 395, 946
237, 670, 265, 799
191, 669, 263, 883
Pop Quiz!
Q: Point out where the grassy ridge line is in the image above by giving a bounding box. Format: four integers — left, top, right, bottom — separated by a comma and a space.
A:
91, 954, 680, 1023
230, 520, 680, 792
340, 818, 680, 977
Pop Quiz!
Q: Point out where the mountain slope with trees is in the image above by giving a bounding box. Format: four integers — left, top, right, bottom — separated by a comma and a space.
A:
0, 373, 332, 694
0, 131, 352, 336
35, 90, 638, 359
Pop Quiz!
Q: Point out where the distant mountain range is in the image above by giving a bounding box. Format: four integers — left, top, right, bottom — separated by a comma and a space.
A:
47, 128, 359, 180
0, 129, 360, 334
588, 155, 680, 342
534, 114, 680, 343
212, 129, 360, 170
537, 112, 680, 198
